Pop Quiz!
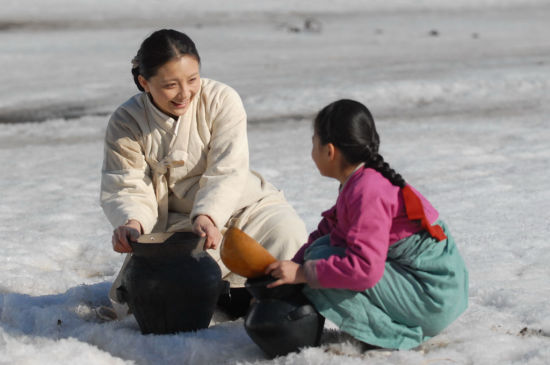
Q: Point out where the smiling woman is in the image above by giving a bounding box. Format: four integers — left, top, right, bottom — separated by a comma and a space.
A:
100, 29, 308, 321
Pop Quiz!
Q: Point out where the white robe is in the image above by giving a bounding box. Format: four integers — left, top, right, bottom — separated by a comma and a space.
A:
101, 79, 307, 304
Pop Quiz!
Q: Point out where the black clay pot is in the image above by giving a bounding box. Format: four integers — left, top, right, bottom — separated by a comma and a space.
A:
244, 275, 325, 358
118, 232, 224, 334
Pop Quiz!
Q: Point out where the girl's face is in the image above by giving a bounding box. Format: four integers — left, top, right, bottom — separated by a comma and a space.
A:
311, 133, 330, 177
138, 55, 200, 119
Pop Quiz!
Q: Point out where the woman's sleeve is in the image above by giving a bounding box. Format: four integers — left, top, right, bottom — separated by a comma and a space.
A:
190, 87, 249, 229
304, 184, 394, 291
292, 205, 337, 263
100, 113, 158, 233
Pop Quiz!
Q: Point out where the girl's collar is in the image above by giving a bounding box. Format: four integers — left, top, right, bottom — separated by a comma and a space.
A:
338, 162, 365, 192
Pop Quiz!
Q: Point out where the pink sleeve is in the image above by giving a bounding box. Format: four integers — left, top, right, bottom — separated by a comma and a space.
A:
313, 183, 395, 291
292, 205, 337, 263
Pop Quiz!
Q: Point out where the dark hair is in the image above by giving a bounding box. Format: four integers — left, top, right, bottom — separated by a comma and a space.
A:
131, 29, 201, 92
314, 99, 406, 188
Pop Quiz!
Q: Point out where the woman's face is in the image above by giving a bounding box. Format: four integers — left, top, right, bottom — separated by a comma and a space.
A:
138, 55, 200, 118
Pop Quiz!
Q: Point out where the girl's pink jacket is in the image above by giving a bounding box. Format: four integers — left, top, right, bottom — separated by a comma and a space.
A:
293, 167, 439, 291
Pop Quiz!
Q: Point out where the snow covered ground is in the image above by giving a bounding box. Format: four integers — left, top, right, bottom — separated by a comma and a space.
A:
1, 0, 550, 364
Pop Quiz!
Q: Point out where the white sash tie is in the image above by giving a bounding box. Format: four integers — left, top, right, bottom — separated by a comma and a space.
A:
148, 150, 189, 231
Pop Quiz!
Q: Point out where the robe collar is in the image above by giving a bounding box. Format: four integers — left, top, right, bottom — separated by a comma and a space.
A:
144, 94, 180, 136
338, 163, 365, 193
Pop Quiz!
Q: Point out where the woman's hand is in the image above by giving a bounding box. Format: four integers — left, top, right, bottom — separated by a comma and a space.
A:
193, 215, 222, 250
112, 219, 142, 253
265, 260, 306, 288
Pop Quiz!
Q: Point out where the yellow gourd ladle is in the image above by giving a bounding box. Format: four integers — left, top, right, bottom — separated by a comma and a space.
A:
220, 227, 276, 278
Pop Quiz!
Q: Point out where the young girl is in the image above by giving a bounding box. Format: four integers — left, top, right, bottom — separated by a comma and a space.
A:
265, 99, 468, 350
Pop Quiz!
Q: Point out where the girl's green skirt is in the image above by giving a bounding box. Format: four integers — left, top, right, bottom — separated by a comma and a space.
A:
302, 220, 468, 350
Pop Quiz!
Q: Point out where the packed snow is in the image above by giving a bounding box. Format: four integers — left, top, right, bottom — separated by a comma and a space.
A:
1, 1, 549, 364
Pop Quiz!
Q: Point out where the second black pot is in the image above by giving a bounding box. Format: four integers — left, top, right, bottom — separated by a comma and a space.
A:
244, 275, 325, 357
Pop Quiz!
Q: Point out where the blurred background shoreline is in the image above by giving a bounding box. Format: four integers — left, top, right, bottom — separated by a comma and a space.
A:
1, 0, 549, 125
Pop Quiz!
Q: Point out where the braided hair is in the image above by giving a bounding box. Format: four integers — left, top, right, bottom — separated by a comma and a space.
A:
313, 99, 406, 188
131, 29, 201, 92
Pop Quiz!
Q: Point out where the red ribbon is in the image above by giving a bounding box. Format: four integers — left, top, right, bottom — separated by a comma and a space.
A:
402, 185, 447, 241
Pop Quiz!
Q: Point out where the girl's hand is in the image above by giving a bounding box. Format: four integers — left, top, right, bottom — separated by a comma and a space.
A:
193, 215, 222, 250
112, 219, 142, 253
265, 260, 306, 288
